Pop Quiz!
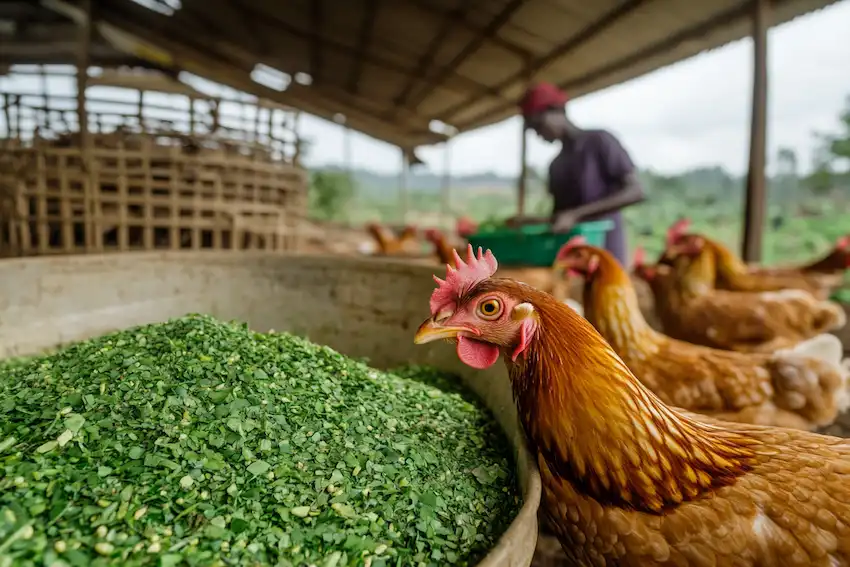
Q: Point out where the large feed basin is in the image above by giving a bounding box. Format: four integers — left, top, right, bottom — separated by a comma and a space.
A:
0, 251, 542, 567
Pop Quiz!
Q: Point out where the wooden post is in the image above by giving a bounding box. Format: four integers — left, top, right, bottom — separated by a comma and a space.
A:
292, 110, 301, 164
399, 148, 409, 224
188, 96, 195, 136
344, 122, 352, 181
440, 139, 452, 229
742, 0, 769, 263
518, 122, 528, 216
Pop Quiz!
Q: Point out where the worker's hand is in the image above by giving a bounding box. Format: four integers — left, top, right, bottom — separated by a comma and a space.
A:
552, 210, 579, 233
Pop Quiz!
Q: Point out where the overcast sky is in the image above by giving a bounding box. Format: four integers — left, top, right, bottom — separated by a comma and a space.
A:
301, 1, 850, 177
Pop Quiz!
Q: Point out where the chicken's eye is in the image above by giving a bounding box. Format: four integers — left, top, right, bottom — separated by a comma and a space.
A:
477, 298, 502, 319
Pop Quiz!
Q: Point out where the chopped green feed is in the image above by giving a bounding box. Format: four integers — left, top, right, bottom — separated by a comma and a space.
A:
0, 315, 520, 567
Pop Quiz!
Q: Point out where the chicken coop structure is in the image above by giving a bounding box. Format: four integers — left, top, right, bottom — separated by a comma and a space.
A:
0, 66, 308, 257
2, 0, 843, 261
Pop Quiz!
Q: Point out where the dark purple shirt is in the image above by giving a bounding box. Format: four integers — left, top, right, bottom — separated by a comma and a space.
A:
548, 129, 635, 265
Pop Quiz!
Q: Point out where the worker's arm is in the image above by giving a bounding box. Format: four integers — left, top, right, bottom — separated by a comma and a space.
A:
563, 172, 644, 220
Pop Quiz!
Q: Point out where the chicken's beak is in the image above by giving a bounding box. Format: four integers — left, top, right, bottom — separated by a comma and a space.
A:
553, 260, 578, 279
413, 319, 471, 344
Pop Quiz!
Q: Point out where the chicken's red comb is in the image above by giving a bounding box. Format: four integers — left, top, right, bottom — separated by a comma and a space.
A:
836, 235, 850, 251
555, 235, 588, 262
666, 218, 691, 246
430, 244, 498, 316
633, 246, 646, 267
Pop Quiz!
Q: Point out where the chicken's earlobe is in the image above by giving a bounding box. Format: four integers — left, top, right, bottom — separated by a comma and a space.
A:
588, 255, 600, 274
510, 302, 538, 362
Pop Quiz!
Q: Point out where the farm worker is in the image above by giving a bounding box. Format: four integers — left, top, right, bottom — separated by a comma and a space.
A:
509, 82, 644, 266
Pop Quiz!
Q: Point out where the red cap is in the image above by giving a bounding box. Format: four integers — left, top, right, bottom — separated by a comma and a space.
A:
519, 82, 567, 116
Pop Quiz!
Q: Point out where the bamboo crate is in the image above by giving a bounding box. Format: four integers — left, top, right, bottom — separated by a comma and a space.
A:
0, 137, 307, 256
0, 66, 309, 257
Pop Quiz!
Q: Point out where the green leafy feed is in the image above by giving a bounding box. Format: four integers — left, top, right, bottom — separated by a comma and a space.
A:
0, 315, 519, 567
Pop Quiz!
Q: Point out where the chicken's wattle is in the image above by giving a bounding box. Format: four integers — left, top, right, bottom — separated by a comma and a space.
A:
456, 335, 500, 369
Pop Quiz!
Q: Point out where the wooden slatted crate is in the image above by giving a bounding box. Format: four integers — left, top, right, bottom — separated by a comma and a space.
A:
0, 67, 309, 257
0, 137, 307, 256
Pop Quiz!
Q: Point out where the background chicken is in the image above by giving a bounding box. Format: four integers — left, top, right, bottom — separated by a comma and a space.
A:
414, 245, 850, 566
659, 235, 845, 353
365, 222, 420, 255
456, 216, 479, 238
666, 218, 848, 299
632, 245, 674, 302
555, 237, 850, 430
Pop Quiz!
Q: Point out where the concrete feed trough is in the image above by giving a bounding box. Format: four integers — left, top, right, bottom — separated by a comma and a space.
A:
0, 251, 542, 567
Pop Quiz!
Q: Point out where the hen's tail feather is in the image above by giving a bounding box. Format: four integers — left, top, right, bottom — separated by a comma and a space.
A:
769, 334, 850, 426
786, 333, 843, 366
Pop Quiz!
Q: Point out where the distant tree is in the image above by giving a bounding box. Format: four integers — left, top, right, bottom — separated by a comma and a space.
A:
825, 95, 850, 169
309, 170, 355, 221
776, 147, 798, 178
804, 94, 850, 194
773, 146, 799, 205
804, 138, 835, 195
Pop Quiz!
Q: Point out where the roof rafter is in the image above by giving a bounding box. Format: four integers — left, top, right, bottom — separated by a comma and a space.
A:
71, 0, 445, 147
224, 0, 268, 56
240, 3, 503, 100
347, 0, 380, 94
407, 0, 527, 113
456, 0, 753, 129
390, 0, 474, 116
438, 0, 649, 123
405, 0, 532, 60
310, 0, 324, 84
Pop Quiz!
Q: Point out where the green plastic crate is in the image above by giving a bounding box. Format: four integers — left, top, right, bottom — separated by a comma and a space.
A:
466, 220, 614, 267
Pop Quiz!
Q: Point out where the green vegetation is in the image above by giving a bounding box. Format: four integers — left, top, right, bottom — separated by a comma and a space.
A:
309, 95, 850, 268
0, 315, 519, 567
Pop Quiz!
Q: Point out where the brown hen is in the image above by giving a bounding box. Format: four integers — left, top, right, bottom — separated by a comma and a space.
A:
659, 235, 845, 353
666, 218, 848, 299
365, 222, 419, 255
555, 237, 850, 430
414, 245, 850, 566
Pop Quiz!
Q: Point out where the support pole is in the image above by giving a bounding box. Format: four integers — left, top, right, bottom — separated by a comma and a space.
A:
517, 121, 528, 216
742, 0, 769, 263
399, 148, 409, 224
344, 122, 353, 181
440, 138, 452, 228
